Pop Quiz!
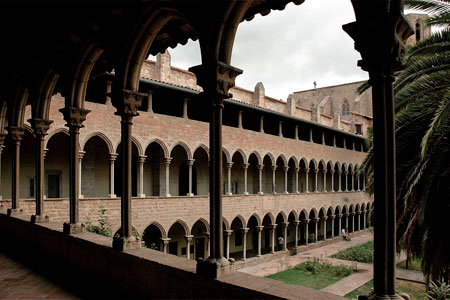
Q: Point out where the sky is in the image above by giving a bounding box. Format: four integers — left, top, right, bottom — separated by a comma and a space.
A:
151, 0, 371, 101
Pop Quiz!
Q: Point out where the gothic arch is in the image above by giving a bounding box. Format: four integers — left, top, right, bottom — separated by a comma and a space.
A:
247, 213, 262, 227
169, 141, 192, 160
145, 221, 167, 239
191, 218, 210, 234
45, 127, 70, 148
81, 132, 114, 154
168, 219, 190, 236
231, 149, 247, 164
144, 138, 169, 158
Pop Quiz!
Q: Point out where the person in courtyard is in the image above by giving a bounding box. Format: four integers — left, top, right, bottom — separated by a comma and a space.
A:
345, 228, 351, 241
309, 233, 316, 243
277, 236, 284, 251
342, 228, 351, 241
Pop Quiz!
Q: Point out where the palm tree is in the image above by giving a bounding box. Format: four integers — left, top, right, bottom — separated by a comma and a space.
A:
360, 0, 450, 283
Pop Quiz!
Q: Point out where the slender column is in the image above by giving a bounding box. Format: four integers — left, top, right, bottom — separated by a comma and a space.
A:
241, 228, 249, 260
338, 170, 342, 192
331, 170, 335, 192
78, 151, 85, 198
295, 167, 299, 193
357, 211, 361, 231
187, 159, 195, 196
256, 226, 263, 257
283, 222, 288, 250
293, 220, 300, 247
353, 140, 356, 150
304, 219, 310, 245
243, 163, 249, 195
305, 168, 310, 193
258, 164, 264, 194
29, 119, 53, 223
146, 90, 153, 113
161, 238, 171, 253
183, 98, 189, 119
322, 132, 325, 145
0, 134, 5, 200
343, 137, 347, 149
322, 216, 328, 240
137, 155, 146, 197
278, 121, 283, 137
111, 90, 146, 250
331, 215, 336, 238
323, 169, 327, 192
185, 235, 194, 259
314, 169, 319, 193
337, 214, 343, 236
351, 171, 355, 191
226, 162, 233, 195
224, 230, 233, 259
7, 127, 25, 216
351, 212, 355, 233
206, 233, 210, 257
269, 224, 276, 253
283, 166, 289, 194
314, 218, 319, 242
344, 171, 348, 191
333, 135, 336, 147
295, 125, 299, 140
237, 111, 243, 129
309, 128, 313, 142
109, 154, 117, 197
60, 107, 90, 234
357, 175, 361, 191
344, 213, 349, 229
271, 166, 277, 194
105, 80, 113, 105
164, 157, 172, 197
363, 210, 367, 230
259, 116, 264, 133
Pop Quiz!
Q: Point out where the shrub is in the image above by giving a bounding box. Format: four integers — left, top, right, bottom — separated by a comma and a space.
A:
295, 258, 354, 279
331, 241, 374, 263
85, 206, 112, 237
423, 281, 450, 300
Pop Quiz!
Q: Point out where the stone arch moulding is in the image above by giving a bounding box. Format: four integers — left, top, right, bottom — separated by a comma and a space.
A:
81, 131, 114, 154
145, 221, 167, 239
231, 149, 247, 164
45, 127, 70, 149
145, 138, 170, 158
247, 213, 262, 227
169, 219, 190, 236
114, 136, 143, 156
169, 141, 192, 160
193, 144, 209, 160
192, 218, 210, 234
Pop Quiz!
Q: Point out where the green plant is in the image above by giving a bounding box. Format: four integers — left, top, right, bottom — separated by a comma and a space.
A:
295, 258, 353, 278
331, 241, 374, 263
85, 206, 112, 237
423, 281, 450, 300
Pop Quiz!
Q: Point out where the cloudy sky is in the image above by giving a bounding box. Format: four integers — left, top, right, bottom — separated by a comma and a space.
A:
156, 0, 370, 100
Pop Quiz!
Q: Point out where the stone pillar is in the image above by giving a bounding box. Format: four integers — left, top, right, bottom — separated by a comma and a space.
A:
258, 164, 264, 194
137, 155, 146, 197
343, 137, 347, 149
295, 167, 299, 193
241, 228, 249, 260
224, 230, 233, 259
283, 166, 289, 194
243, 163, 249, 195
226, 162, 233, 195
187, 159, 195, 196
105, 80, 113, 105
295, 125, 299, 140
256, 226, 263, 257
363, 210, 367, 230
357, 211, 361, 231
331, 170, 335, 192
60, 107, 90, 234
314, 218, 319, 242
108, 153, 117, 197
185, 235, 194, 259
283, 222, 288, 250
337, 214, 343, 237
259, 116, 264, 133
309, 128, 313, 142
161, 238, 171, 253
322, 216, 327, 240
7, 127, 24, 216
78, 151, 85, 198
237, 111, 243, 129
344, 213, 349, 229
351, 171, 355, 191
344, 171, 348, 191
333, 135, 336, 147
0, 134, 5, 200
29, 119, 53, 223
111, 90, 146, 250
271, 165, 277, 194
338, 170, 342, 192
269, 224, 276, 253
323, 169, 327, 192
293, 220, 300, 247
351, 212, 355, 233
357, 175, 361, 191
322, 132, 325, 145
164, 157, 172, 197
183, 98, 189, 119
278, 121, 283, 137
331, 215, 336, 238
305, 168, 310, 193
206, 233, 210, 257
314, 169, 319, 193
304, 219, 310, 245
146, 90, 153, 113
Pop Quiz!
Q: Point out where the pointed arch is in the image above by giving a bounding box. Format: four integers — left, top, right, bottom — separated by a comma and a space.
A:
309, 208, 318, 219
288, 210, 298, 221
288, 156, 299, 168
146, 221, 167, 239
168, 219, 190, 236
45, 127, 70, 148
144, 138, 169, 158
247, 213, 261, 227
262, 212, 275, 224
81, 132, 114, 154
170, 141, 192, 160
191, 218, 210, 234
222, 217, 230, 231
275, 211, 288, 223
231, 215, 246, 228
276, 154, 288, 167
249, 151, 262, 165
222, 147, 231, 164
193, 144, 209, 160
231, 149, 247, 164
299, 209, 309, 220
262, 152, 276, 167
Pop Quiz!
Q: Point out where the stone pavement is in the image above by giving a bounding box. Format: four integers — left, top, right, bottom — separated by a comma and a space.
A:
0, 252, 79, 299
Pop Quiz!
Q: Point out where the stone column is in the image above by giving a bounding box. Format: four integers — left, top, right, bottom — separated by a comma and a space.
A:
278, 121, 283, 137
108, 153, 117, 197
29, 119, 53, 223
258, 164, 264, 194
7, 127, 24, 216
322, 132, 325, 145
357, 175, 361, 191
344, 171, 348, 191
185, 235, 194, 259
337, 214, 343, 236
146, 90, 153, 113
241, 228, 249, 260
283, 166, 289, 194
351, 171, 355, 191
314, 169, 319, 193
259, 116, 264, 133
161, 238, 171, 253
331, 215, 336, 238
242, 163, 249, 195
269, 224, 276, 253
256, 226, 263, 257
295, 125, 299, 140
323, 169, 327, 192
293, 220, 300, 247
357, 211, 361, 231
206, 233, 210, 257
305, 168, 309, 193
111, 90, 146, 250
78, 151, 85, 198
226, 162, 233, 195
137, 155, 146, 197
304, 219, 310, 245
331, 170, 335, 192
314, 218, 319, 242
283, 222, 288, 250
0, 134, 5, 200
295, 167, 299, 193
105, 80, 113, 106
338, 170, 342, 192
187, 159, 195, 196
224, 230, 233, 259
351, 212, 355, 233
363, 210, 367, 230
343, 137, 347, 149
60, 107, 90, 234
271, 165, 277, 194
183, 98, 189, 119
333, 135, 336, 147
237, 111, 243, 129
309, 128, 313, 142
164, 157, 172, 197
322, 216, 328, 240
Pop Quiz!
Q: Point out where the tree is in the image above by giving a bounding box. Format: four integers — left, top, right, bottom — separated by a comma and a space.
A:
360, 0, 450, 283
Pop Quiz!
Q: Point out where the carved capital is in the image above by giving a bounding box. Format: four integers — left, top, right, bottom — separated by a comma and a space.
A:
0, 133, 7, 146
29, 118, 53, 137
186, 159, 195, 167
255, 226, 264, 232
224, 230, 233, 236
302, 219, 310, 224
164, 157, 173, 165
161, 238, 171, 245
109, 153, 118, 161
241, 228, 249, 234
283, 166, 289, 172
79, 151, 86, 160
59, 107, 90, 129
226, 162, 233, 169
242, 163, 249, 169
258, 164, 264, 171
7, 126, 24, 141
184, 235, 194, 242
137, 155, 147, 164
114, 89, 146, 118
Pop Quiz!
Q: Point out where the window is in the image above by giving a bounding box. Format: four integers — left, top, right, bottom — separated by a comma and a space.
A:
342, 99, 350, 119
416, 23, 421, 41
355, 124, 363, 135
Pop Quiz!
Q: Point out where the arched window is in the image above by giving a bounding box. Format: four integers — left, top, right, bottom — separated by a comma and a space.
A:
342, 99, 350, 119
416, 22, 421, 42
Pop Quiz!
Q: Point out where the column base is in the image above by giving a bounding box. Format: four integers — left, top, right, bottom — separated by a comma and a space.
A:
187, 193, 194, 197
226, 192, 232, 196
108, 194, 117, 198
7, 208, 23, 217
358, 289, 410, 300
243, 192, 249, 195
112, 236, 141, 251
257, 192, 264, 195
284, 191, 289, 194
138, 194, 146, 198
63, 222, 85, 234
165, 194, 171, 197
31, 214, 49, 223
196, 257, 235, 278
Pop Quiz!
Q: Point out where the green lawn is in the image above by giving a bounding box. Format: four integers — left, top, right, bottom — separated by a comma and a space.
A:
345, 280, 426, 299
397, 257, 422, 272
331, 241, 374, 263
267, 259, 354, 290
